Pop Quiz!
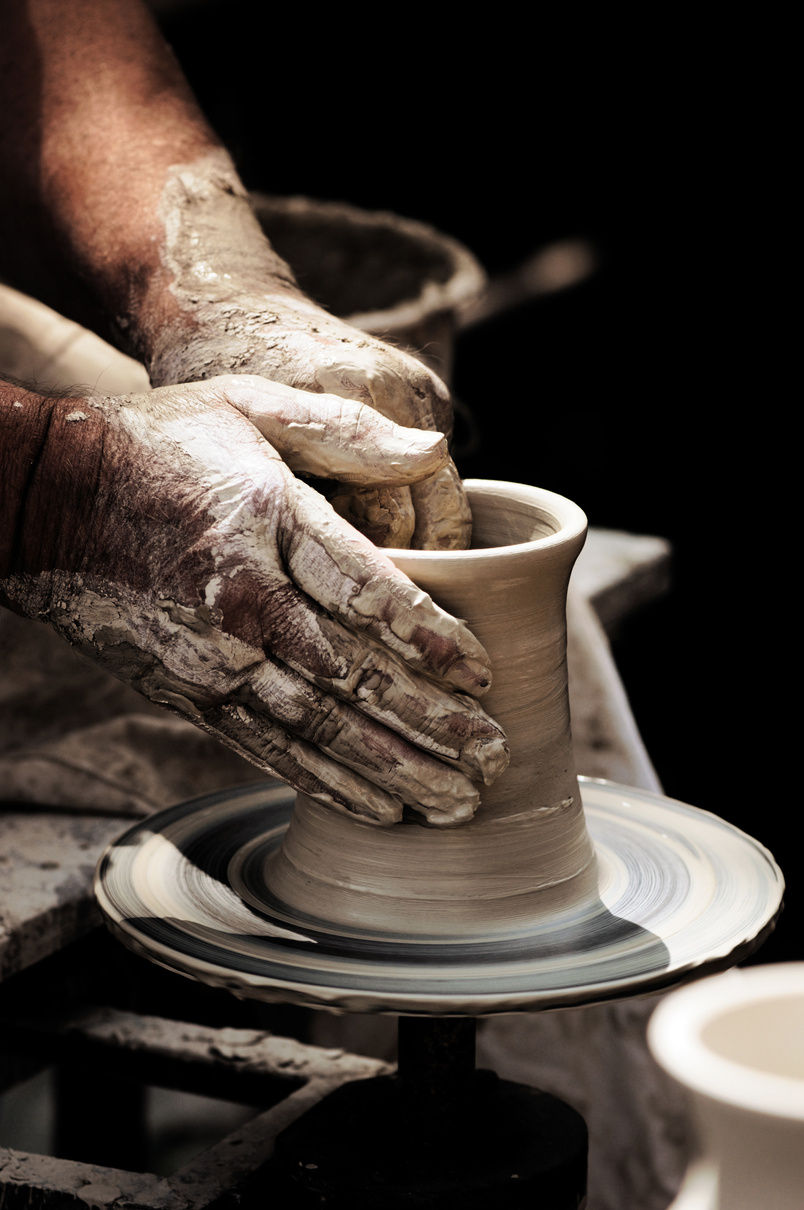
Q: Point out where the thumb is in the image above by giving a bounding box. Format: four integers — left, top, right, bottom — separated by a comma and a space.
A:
217, 375, 448, 486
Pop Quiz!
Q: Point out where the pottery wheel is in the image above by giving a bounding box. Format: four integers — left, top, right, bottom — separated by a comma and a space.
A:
95, 777, 783, 1016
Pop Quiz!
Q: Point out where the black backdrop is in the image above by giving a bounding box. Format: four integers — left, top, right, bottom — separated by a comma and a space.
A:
155, 4, 792, 962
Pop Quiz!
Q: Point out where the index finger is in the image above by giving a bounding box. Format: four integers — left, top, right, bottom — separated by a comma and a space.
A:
279, 470, 492, 697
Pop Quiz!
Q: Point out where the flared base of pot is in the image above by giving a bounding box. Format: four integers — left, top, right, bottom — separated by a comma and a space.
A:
95, 777, 784, 1016
259, 790, 599, 938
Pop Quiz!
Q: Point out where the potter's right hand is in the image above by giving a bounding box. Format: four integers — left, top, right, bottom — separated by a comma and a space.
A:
0, 376, 509, 826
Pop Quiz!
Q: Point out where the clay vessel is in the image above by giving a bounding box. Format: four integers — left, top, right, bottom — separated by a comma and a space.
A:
266, 480, 598, 937
649, 963, 804, 1210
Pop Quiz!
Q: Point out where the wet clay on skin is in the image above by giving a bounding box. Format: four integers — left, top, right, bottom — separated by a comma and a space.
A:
145, 151, 471, 550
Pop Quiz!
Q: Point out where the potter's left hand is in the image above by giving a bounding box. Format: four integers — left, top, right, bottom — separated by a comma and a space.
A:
129, 149, 470, 553
148, 280, 470, 553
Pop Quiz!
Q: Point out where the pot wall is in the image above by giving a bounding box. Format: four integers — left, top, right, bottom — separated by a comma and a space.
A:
267, 481, 597, 936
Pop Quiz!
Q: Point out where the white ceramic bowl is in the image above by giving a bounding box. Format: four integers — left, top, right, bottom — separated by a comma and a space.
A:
649, 963, 804, 1210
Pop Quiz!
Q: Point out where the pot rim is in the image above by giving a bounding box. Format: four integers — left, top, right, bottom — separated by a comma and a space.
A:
387, 479, 588, 561
648, 963, 804, 1120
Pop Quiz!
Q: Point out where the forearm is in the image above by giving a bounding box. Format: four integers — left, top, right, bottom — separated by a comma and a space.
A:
0, 1, 470, 551
1, 382, 53, 586
0, 381, 97, 594
0, 0, 297, 356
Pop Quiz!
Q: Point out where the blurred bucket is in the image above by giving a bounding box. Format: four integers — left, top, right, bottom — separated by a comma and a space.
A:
252, 193, 486, 384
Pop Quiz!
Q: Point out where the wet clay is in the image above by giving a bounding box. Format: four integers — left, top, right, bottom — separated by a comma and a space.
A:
266, 481, 599, 936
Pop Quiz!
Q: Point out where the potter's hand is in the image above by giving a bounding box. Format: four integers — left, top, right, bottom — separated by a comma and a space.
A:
0, 376, 508, 827
138, 155, 471, 553
0, 4, 469, 550
150, 287, 469, 552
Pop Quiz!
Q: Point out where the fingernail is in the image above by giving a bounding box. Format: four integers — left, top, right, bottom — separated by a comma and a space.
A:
468, 735, 511, 785
418, 794, 479, 827
404, 430, 447, 459
447, 656, 493, 694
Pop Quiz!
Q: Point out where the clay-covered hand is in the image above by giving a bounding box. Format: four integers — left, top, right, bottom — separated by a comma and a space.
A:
156, 294, 467, 552
0, 376, 508, 826
135, 154, 471, 551
0, 12, 468, 549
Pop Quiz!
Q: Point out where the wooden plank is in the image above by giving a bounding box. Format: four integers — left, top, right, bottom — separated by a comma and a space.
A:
0, 1148, 166, 1210
0, 814, 134, 983
574, 528, 672, 637
3, 1005, 390, 1106
0, 1042, 386, 1210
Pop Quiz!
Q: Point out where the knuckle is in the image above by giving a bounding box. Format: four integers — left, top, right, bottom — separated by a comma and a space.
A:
306, 695, 344, 748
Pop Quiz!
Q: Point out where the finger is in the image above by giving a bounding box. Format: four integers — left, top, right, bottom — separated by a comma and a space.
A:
218, 375, 448, 486
239, 568, 508, 787
272, 602, 508, 785
312, 345, 450, 433
276, 473, 493, 697
242, 658, 480, 825
194, 699, 405, 827
134, 591, 482, 825
310, 352, 471, 550
410, 461, 474, 551
328, 483, 415, 548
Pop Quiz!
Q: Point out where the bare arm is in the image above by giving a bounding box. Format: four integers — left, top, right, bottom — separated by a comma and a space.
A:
0, 0, 222, 337
0, 0, 469, 549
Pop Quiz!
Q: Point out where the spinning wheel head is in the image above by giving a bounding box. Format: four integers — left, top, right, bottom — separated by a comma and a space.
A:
95, 483, 784, 1013
95, 778, 783, 1013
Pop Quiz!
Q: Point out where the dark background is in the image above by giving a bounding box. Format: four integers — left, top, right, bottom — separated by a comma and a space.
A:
155, 4, 791, 961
